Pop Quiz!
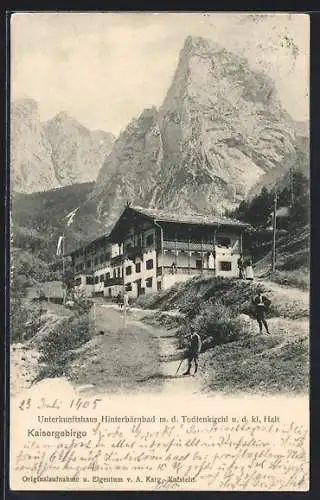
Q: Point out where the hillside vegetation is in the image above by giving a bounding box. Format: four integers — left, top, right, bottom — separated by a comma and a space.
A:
136, 276, 309, 394
11, 182, 103, 256
227, 170, 309, 289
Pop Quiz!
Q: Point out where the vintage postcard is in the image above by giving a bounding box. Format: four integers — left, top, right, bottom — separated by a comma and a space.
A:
9, 12, 309, 491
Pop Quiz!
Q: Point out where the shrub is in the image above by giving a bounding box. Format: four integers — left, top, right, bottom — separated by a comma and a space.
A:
179, 296, 202, 319
73, 297, 93, 315
10, 296, 43, 343
10, 298, 30, 343
183, 298, 249, 347
36, 314, 92, 379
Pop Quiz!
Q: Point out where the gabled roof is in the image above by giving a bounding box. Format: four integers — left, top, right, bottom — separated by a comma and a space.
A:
130, 205, 249, 228
67, 233, 110, 257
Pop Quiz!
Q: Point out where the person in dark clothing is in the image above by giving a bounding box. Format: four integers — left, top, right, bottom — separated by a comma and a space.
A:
252, 288, 271, 334
183, 332, 202, 375
237, 254, 245, 279
171, 262, 177, 274
117, 292, 123, 309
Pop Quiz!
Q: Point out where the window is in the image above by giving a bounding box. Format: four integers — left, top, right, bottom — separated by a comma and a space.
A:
108, 288, 112, 297
100, 255, 105, 264
125, 283, 132, 291
216, 237, 231, 248
146, 277, 153, 288
95, 276, 99, 284
94, 257, 98, 266
220, 261, 232, 271
196, 259, 203, 270
117, 268, 120, 278
135, 262, 141, 273
157, 281, 162, 291
105, 252, 111, 262
146, 259, 153, 270
100, 274, 104, 282
74, 278, 81, 286
113, 269, 116, 278
86, 260, 91, 269
86, 276, 94, 285
146, 234, 154, 246
126, 266, 132, 276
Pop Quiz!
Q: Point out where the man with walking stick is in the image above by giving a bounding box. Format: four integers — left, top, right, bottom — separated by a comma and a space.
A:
176, 331, 202, 376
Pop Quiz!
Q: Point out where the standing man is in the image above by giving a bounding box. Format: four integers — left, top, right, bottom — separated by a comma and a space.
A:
237, 253, 245, 279
117, 292, 123, 309
252, 287, 271, 334
123, 292, 130, 312
183, 332, 202, 376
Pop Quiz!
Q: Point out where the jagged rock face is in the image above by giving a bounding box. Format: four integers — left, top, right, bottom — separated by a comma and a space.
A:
11, 100, 115, 193
11, 99, 59, 193
44, 113, 114, 185
93, 107, 164, 222
92, 35, 299, 224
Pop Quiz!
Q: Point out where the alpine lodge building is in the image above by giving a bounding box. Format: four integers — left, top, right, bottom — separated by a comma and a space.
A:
69, 205, 249, 299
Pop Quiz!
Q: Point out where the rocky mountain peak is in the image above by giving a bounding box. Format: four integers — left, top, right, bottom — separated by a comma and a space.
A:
12, 98, 39, 113
90, 36, 301, 226
11, 99, 115, 193
182, 35, 223, 56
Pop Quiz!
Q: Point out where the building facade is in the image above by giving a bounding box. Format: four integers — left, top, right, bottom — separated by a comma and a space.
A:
69, 205, 249, 300
70, 234, 119, 298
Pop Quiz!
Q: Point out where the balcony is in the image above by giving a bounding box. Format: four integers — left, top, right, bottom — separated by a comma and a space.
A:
163, 241, 215, 252
111, 254, 124, 266
104, 277, 123, 287
125, 245, 143, 261
162, 266, 216, 276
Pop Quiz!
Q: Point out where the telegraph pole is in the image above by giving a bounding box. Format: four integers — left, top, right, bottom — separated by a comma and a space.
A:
62, 232, 66, 305
271, 191, 277, 273
122, 243, 127, 329
290, 166, 294, 206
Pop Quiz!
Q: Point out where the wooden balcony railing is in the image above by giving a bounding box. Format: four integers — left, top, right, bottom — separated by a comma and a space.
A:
110, 255, 124, 266
125, 245, 144, 261
162, 266, 216, 276
163, 241, 216, 252
104, 277, 123, 287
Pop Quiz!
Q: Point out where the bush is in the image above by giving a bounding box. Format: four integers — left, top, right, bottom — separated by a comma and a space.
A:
73, 297, 93, 315
36, 314, 92, 379
10, 296, 43, 343
10, 298, 30, 343
182, 298, 249, 347
179, 296, 202, 319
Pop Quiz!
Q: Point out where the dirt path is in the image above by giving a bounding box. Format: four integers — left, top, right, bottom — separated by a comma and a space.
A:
68, 304, 202, 396
127, 309, 202, 395
259, 279, 309, 306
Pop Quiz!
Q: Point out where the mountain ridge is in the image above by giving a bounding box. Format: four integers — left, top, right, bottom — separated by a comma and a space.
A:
11, 99, 115, 193
90, 35, 307, 226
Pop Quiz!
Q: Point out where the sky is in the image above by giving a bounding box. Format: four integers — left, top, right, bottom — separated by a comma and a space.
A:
11, 12, 309, 135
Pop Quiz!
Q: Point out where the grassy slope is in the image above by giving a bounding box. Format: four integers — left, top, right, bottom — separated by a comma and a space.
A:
254, 226, 309, 290
136, 277, 309, 394
12, 182, 107, 259
200, 332, 308, 394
